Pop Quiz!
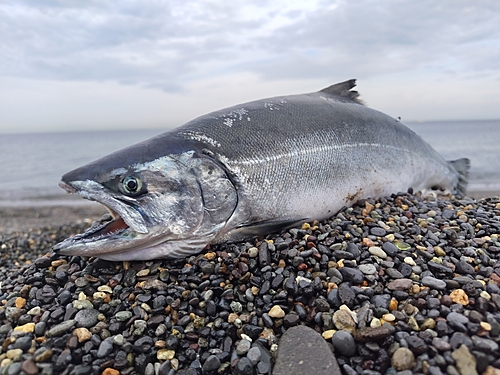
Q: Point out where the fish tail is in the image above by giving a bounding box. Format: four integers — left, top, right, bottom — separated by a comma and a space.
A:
448, 158, 470, 197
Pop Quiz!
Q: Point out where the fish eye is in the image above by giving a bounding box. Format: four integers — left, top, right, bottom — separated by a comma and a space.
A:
121, 175, 143, 195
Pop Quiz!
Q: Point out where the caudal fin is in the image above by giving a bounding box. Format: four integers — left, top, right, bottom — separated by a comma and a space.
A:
449, 158, 470, 197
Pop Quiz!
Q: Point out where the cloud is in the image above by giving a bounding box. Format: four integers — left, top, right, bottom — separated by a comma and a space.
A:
251, 1, 500, 80
0, 0, 499, 132
4, 0, 497, 89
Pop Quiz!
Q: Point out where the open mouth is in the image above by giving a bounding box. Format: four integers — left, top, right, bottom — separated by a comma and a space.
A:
54, 180, 136, 250
53, 212, 130, 251
81, 213, 129, 241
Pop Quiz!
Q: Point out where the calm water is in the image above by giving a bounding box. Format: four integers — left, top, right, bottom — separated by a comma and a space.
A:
0, 120, 499, 206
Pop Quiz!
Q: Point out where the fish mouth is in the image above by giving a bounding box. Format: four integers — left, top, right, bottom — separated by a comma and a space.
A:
53, 180, 149, 255
53, 212, 130, 251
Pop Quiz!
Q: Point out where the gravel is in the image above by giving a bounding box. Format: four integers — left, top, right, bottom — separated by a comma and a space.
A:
0, 192, 499, 374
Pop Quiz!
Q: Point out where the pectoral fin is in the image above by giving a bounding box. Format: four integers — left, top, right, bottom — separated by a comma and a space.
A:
218, 218, 308, 243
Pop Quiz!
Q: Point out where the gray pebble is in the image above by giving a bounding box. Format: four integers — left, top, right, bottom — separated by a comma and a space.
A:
421, 276, 447, 290
46, 320, 76, 337
115, 311, 133, 322
370, 227, 387, 236
235, 339, 251, 355
332, 330, 356, 356
382, 242, 398, 257
74, 309, 100, 328
97, 338, 114, 358
359, 264, 377, 275
385, 268, 405, 279
471, 335, 498, 353
246, 346, 262, 365
202, 355, 220, 372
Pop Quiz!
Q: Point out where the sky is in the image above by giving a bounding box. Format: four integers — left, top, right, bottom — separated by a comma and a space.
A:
1, 0, 499, 133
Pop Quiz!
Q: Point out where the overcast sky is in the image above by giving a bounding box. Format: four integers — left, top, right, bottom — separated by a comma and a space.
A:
1, 0, 499, 133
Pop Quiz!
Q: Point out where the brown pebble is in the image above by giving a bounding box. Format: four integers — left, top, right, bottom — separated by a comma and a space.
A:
35, 349, 53, 362
483, 366, 500, 375
489, 273, 500, 286
362, 202, 374, 216
363, 238, 375, 247
204, 251, 216, 260
102, 369, 120, 375
440, 295, 453, 306
387, 278, 413, 291
450, 289, 469, 305
73, 327, 92, 343
352, 326, 392, 343
51, 259, 67, 267
21, 359, 38, 375
389, 299, 398, 311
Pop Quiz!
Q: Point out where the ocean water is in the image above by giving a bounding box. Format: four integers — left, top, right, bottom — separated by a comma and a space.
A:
0, 120, 498, 206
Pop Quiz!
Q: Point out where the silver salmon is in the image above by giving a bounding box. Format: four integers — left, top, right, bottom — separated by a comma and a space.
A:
53, 80, 469, 260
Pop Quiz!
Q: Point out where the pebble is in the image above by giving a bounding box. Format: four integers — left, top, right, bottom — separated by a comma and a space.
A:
202, 355, 220, 372
74, 309, 100, 328
331, 330, 356, 356
45, 320, 76, 337
246, 346, 262, 365
235, 339, 251, 355
450, 289, 469, 305
368, 246, 387, 258
352, 326, 392, 342
20, 360, 38, 375
422, 276, 447, 290
451, 344, 478, 375
387, 278, 413, 291
358, 264, 377, 275
391, 347, 415, 371
332, 309, 356, 332
97, 338, 114, 358
273, 326, 341, 375
268, 305, 285, 318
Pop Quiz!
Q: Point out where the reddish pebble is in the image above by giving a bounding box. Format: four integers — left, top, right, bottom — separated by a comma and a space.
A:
297, 263, 308, 271
21, 360, 38, 375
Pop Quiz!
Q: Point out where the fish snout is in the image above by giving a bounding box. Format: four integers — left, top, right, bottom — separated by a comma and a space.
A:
59, 180, 78, 194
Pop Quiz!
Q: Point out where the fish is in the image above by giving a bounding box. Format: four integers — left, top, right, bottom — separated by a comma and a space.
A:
53, 79, 469, 261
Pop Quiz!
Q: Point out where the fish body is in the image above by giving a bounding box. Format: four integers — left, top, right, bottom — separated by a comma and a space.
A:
54, 80, 469, 260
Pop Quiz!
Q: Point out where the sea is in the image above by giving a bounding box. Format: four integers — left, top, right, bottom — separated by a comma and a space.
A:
1, 120, 499, 207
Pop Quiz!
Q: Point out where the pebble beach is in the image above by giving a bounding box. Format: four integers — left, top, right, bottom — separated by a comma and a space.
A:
1, 191, 500, 375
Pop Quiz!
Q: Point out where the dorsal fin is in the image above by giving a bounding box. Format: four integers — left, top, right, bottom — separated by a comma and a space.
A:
319, 79, 363, 104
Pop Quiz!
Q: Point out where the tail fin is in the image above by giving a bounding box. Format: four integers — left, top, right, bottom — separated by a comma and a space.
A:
449, 158, 470, 197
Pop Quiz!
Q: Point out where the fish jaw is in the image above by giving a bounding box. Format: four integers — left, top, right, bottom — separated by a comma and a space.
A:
54, 178, 156, 258
53, 179, 199, 260
58, 180, 148, 233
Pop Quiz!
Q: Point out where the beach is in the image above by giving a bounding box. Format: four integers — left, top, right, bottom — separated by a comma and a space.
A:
1, 191, 500, 375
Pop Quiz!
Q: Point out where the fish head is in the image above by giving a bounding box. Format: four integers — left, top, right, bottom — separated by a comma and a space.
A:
54, 148, 237, 260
